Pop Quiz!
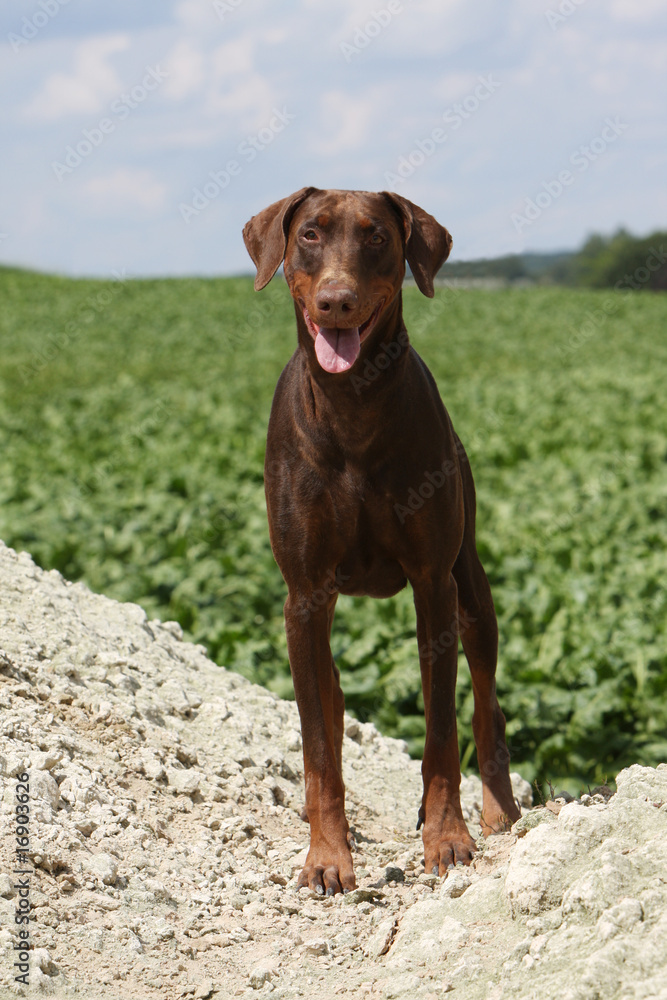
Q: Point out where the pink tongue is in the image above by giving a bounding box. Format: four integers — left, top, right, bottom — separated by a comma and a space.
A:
314, 327, 360, 373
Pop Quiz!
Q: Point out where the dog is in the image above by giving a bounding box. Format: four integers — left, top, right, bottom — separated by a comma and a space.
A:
243, 187, 520, 895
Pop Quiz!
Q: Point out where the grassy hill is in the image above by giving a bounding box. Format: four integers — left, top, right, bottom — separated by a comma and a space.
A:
1, 267, 666, 791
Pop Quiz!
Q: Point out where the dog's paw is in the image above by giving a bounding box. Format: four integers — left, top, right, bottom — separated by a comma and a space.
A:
297, 843, 356, 896
422, 821, 477, 875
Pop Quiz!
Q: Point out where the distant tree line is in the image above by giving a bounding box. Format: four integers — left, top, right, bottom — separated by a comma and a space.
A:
549, 229, 667, 291
442, 229, 667, 290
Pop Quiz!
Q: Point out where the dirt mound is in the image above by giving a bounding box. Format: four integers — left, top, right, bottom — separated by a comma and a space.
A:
0, 539, 665, 999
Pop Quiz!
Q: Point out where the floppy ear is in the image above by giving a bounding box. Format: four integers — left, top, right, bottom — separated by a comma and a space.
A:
242, 187, 318, 290
380, 192, 452, 297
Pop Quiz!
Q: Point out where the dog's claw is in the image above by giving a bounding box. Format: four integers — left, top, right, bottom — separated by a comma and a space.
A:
326, 887, 335, 896
315, 884, 324, 895
416, 815, 424, 831
432, 865, 439, 875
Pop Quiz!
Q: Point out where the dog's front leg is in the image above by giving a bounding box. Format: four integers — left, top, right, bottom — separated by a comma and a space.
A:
284, 590, 355, 895
413, 573, 478, 873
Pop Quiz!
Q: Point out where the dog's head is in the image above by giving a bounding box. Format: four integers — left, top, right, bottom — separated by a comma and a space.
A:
242, 188, 452, 374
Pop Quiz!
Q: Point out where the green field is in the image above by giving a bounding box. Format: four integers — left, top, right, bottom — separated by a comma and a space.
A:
1, 266, 666, 791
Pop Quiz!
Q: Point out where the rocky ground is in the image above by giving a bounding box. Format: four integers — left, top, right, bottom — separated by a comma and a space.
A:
0, 538, 666, 999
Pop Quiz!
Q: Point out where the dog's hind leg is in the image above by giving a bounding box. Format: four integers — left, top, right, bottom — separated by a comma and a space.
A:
452, 447, 520, 834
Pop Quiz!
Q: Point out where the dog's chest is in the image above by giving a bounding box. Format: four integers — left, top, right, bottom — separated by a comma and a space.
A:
327, 469, 409, 598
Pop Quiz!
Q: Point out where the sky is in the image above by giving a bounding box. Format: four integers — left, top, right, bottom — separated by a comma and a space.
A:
1, 0, 666, 278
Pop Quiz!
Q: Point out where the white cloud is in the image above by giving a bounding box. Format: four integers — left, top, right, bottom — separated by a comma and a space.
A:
203, 38, 277, 125
206, 73, 278, 125
163, 39, 206, 101
173, 0, 220, 30
263, 27, 291, 45
159, 33, 279, 133
610, 0, 667, 23
211, 36, 254, 77
340, 0, 504, 57
24, 34, 130, 121
81, 169, 168, 215
433, 72, 494, 105
309, 88, 391, 157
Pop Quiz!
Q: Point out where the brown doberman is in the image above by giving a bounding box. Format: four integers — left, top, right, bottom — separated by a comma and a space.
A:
243, 188, 520, 895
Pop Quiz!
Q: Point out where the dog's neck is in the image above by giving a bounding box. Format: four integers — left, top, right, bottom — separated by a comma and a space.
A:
293, 293, 412, 456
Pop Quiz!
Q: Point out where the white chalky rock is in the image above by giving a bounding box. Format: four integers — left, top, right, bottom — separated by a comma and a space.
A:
166, 766, 201, 795
81, 852, 118, 885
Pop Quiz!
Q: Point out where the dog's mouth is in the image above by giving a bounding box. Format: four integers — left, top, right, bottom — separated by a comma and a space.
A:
301, 300, 385, 374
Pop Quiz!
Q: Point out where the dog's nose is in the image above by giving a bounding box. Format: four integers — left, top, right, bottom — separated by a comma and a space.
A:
315, 284, 358, 321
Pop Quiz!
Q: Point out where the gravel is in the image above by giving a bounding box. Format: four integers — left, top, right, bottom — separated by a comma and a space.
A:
0, 538, 665, 999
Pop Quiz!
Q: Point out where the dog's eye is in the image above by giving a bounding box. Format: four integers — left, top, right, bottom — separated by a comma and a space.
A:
369, 233, 385, 245
302, 229, 318, 241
